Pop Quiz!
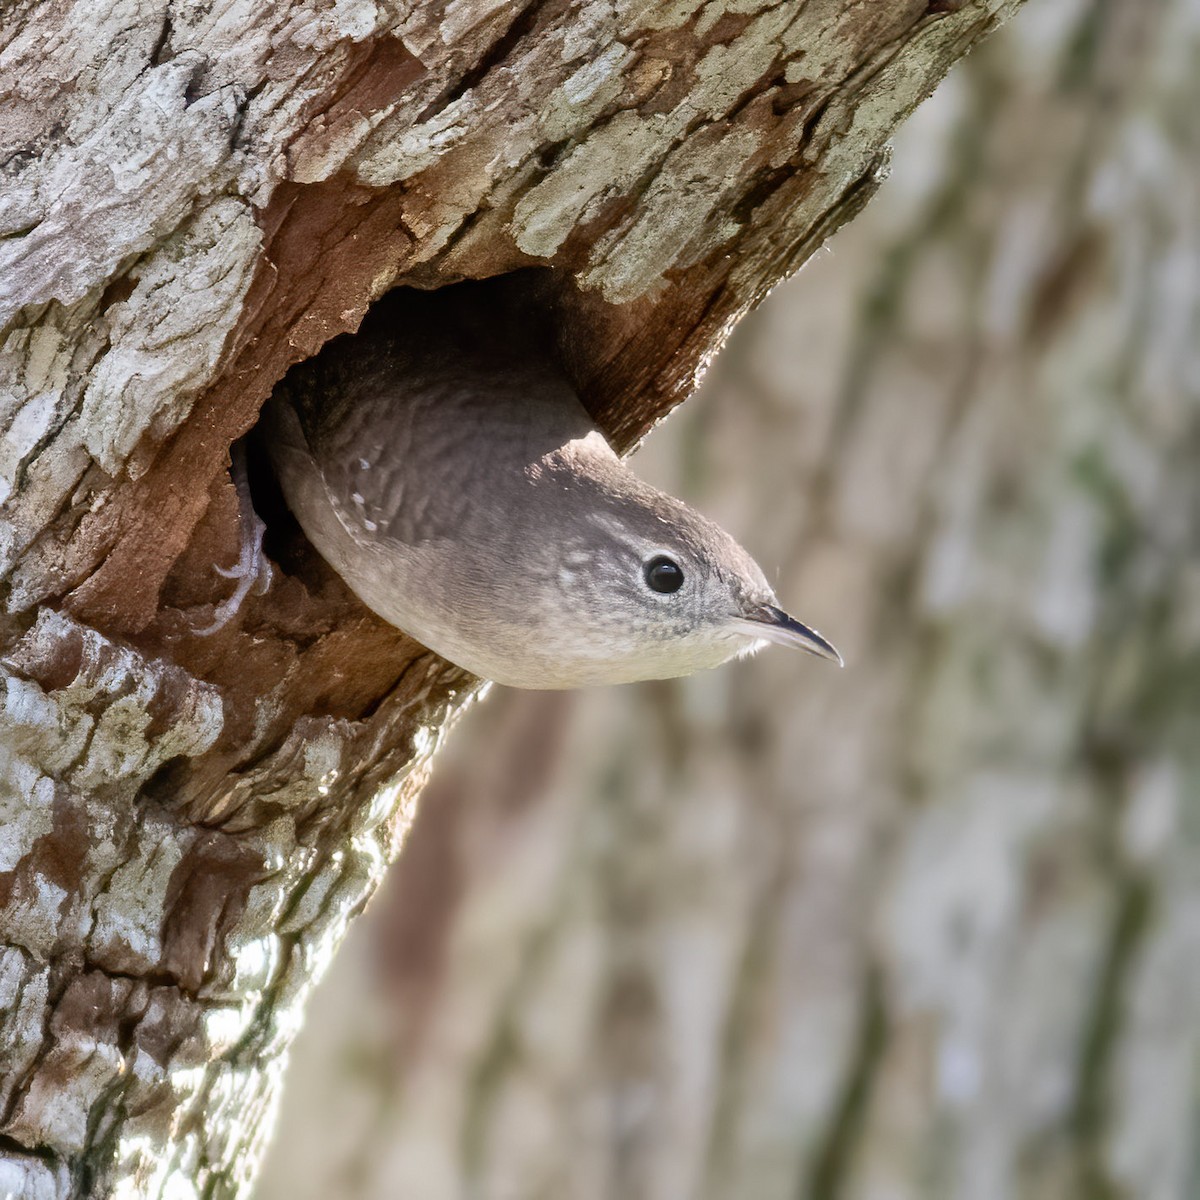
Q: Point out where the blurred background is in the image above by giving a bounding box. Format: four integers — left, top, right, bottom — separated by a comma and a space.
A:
257, 1, 1200, 1197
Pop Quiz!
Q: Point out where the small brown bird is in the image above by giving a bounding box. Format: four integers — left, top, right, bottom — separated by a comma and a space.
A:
266, 284, 840, 688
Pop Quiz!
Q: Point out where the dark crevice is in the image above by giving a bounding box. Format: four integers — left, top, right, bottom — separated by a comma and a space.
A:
0, 1132, 60, 1164
728, 163, 794, 225
340, 650, 432, 726
149, 8, 173, 67
792, 88, 838, 149
76, 961, 199, 1001
1058, 0, 1119, 92
182, 67, 207, 108
414, 0, 549, 124
429, 206, 490, 265
804, 966, 888, 1200
536, 137, 571, 170
228, 77, 268, 151
75, 1066, 132, 1198
140, 755, 192, 805
1069, 873, 1154, 1200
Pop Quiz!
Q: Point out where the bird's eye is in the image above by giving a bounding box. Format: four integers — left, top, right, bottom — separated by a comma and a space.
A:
644, 555, 684, 594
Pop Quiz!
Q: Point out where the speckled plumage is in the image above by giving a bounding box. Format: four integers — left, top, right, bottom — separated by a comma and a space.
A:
267, 286, 839, 688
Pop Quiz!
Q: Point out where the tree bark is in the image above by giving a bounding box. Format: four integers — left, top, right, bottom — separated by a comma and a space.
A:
257, 1, 1200, 1199
0, 1, 1026, 1196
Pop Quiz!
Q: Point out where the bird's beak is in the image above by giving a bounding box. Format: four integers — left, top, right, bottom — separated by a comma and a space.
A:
733, 605, 843, 666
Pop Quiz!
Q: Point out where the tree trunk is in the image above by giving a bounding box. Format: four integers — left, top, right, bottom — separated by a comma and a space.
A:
0, 1, 1025, 1196
257, 1, 1200, 1199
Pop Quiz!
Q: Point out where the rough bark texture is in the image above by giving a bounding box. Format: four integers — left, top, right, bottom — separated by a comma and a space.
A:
0, 1, 1028, 1197
256, 1, 1200, 1198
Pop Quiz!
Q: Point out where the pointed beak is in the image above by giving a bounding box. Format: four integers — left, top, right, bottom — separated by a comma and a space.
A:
733, 605, 843, 666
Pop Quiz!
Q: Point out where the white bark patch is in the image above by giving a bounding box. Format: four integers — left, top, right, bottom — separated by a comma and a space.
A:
224, 932, 283, 1001
294, 0, 384, 45
0, 1156, 69, 1200
583, 128, 764, 301
0, 766, 55, 874
0, 389, 58, 507
89, 822, 189, 973
619, 0, 704, 33
688, 7, 796, 117
439, 0, 514, 44
355, 96, 481, 185
0, 300, 102, 576
79, 199, 262, 477
513, 111, 673, 258
8, 1026, 129, 1154
0, 58, 242, 325
2, 611, 225, 791
1, 676, 95, 779
539, 42, 636, 142
511, 3, 793, 284
0, 953, 50, 1113
6, 879, 68, 960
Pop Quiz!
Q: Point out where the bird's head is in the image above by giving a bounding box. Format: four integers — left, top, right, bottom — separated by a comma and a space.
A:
507, 451, 841, 687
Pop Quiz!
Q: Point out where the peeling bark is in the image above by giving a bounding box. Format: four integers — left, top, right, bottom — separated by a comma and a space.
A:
0, 2, 1024, 1196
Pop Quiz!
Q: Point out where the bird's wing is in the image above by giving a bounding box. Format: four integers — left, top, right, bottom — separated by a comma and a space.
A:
269, 352, 465, 549
321, 445, 439, 549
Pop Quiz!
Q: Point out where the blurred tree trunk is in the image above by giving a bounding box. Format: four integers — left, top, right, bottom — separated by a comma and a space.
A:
0, 1, 1025, 1197
259, 1, 1200, 1199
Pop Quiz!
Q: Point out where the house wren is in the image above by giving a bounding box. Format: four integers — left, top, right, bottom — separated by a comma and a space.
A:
266, 285, 840, 689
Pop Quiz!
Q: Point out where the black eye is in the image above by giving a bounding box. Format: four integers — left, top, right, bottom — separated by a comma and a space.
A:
644, 555, 684, 594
